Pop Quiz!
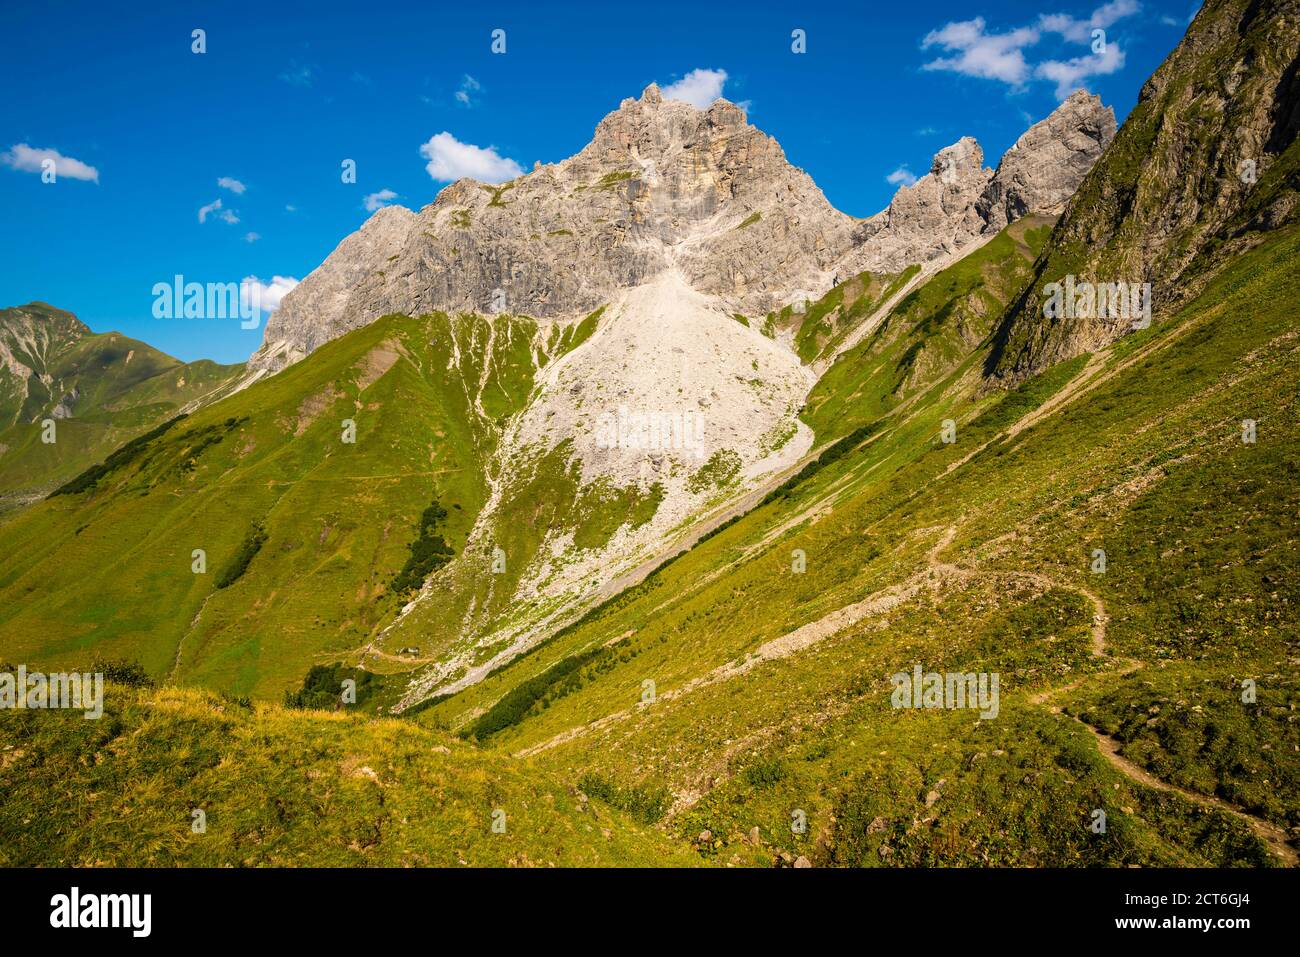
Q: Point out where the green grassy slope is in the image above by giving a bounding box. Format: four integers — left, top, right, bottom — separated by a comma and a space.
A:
408, 225, 1298, 867
989, 0, 1299, 383
0, 310, 547, 699
0, 679, 695, 866
1, 226, 1294, 866
804, 216, 1052, 442
0, 303, 90, 426
0, 303, 244, 506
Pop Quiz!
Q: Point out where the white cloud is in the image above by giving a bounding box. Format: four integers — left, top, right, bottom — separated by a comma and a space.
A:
240, 275, 299, 314
886, 166, 919, 187
661, 68, 730, 108
455, 74, 481, 106
244, 232, 261, 243
1038, 1, 1140, 43
198, 198, 240, 224
922, 17, 1040, 86
217, 176, 246, 194
921, 3, 1139, 99
1, 143, 99, 183
1036, 40, 1126, 99
363, 188, 399, 212
280, 61, 315, 87
285, 204, 297, 212
420, 132, 523, 184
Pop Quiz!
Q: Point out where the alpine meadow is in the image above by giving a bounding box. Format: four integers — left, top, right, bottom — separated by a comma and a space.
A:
0, 0, 1297, 909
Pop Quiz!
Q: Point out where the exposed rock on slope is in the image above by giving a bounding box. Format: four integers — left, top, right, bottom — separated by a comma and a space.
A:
237, 82, 1121, 699
250, 84, 857, 375
0, 303, 91, 426
988, 0, 1300, 385
976, 90, 1119, 234
387, 266, 815, 699
849, 92, 1116, 273
250, 86, 1115, 376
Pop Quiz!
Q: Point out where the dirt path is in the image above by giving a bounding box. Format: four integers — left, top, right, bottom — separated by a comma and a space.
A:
1081, 718, 1298, 866
1017, 571, 1296, 867
530, 518, 1300, 866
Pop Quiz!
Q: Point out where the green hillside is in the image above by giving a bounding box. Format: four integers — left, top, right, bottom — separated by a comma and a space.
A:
4, 223, 1294, 866
0, 303, 244, 507
0, 310, 549, 698
805, 215, 1053, 441
1, 0, 1295, 870
989, 0, 1300, 383
407, 223, 1298, 867
0, 677, 694, 867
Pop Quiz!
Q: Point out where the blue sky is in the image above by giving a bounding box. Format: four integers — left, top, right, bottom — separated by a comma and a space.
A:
0, 0, 1199, 363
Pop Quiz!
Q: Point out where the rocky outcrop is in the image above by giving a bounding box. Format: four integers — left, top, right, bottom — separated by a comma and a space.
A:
849, 93, 1116, 273
977, 90, 1118, 234
251, 84, 857, 374
249, 85, 1116, 375
0, 303, 90, 427
848, 138, 993, 274
988, 0, 1300, 385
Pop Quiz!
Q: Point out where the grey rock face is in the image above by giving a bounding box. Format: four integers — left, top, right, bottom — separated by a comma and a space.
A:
849, 92, 1116, 274
249, 85, 1115, 374
977, 90, 1118, 234
251, 85, 856, 373
849, 137, 993, 274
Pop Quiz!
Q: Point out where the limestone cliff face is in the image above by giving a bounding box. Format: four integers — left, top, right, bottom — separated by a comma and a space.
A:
848, 92, 1116, 274
250, 84, 857, 374
847, 137, 994, 274
977, 90, 1119, 234
989, 0, 1300, 385
250, 85, 1115, 375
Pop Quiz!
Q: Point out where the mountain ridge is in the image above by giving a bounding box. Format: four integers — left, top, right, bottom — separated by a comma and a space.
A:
249, 86, 1115, 377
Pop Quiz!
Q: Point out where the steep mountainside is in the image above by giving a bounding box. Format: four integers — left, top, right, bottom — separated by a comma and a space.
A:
0, 309, 578, 696
845, 91, 1114, 273
989, 0, 1300, 383
226, 88, 1116, 693
0, 87, 1116, 693
0, 303, 91, 425
248, 87, 858, 376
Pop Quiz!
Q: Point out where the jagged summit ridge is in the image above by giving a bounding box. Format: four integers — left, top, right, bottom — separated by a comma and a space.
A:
250, 85, 852, 374
250, 86, 1114, 375
847, 92, 1116, 273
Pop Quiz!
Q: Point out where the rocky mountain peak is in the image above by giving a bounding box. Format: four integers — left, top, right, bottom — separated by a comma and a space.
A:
250, 84, 1115, 375
978, 90, 1117, 234
930, 136, 987, 179
848, 91, 1116, 274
